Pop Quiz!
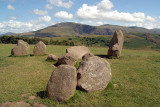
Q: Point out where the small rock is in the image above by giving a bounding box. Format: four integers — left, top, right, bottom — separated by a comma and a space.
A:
47, 54, 58, 61
57, 53, 77, 66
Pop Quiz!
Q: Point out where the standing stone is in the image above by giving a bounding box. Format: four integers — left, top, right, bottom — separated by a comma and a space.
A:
66, 46, 91, 59
77, 56, 112, 92
33, 41, 46, 55
11, 40, 30, 56
57, 53, 77, 66
107, 30, 124, 57
47, 65, 77, 102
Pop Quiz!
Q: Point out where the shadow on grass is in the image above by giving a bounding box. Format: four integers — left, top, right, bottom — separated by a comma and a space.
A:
8, 55, 30, 57
30, 54, 34, 56
95, 54, 120, 59
95, 54, 108, 58
37, 91, 47, 99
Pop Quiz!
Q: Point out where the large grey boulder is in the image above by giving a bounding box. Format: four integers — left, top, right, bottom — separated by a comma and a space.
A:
77, 56, 112, 92
57, 53, 77, 66
11, 40, 30, 56
66, 46, 91, 59
33, 41, 46, 55
47, 65, 77, 102
107, 30, 124, 57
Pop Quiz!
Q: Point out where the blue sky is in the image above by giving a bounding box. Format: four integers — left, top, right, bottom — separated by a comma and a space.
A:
0, 0, 160, 34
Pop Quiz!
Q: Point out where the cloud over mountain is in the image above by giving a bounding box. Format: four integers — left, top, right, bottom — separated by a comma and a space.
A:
54, 11, 73, 19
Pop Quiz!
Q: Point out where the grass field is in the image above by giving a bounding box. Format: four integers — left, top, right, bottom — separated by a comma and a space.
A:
0, 44, 160, 107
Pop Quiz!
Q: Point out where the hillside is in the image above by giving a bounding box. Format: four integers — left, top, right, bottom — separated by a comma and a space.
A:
0, 32, 17, 37
19, 22, 160, 37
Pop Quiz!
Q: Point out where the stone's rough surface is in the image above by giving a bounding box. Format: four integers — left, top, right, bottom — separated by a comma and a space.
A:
47, 65, 77, 102
47, 54, 58, 61
82, 52, 94, 60
107, 30, 124, 57
66, 46, 91, 59
58, 53, 77, 66
33, 41, 46, 55
11, 40, 30, 56
77, 56, 112, 92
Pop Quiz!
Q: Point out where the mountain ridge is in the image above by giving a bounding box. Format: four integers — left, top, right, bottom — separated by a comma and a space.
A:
16, 22, 160, 37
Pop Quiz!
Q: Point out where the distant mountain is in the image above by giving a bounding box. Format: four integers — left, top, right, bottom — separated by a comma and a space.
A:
19, 22, 160, 37
0, 32, 16, 36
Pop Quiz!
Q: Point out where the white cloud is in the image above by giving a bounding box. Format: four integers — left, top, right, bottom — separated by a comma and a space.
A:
38, 16, 51, 22
126, 20, 160, 29
54, 11, 73, 19
76, 0, 150, 23
7, 4, 16, 10
76, 0, 160, 29
146, 16, 156, 22
10, 16, 16, 20
47, 0, 73, 9
45, 4, 53, 10
0, 16, 52, 34
96, 21, 104, 25
97, 0, 113, 11
32, 9, 48, 15
76, 3, 146, 22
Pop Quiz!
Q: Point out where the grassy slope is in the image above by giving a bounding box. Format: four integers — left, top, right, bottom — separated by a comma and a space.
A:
0, 44, 160, 106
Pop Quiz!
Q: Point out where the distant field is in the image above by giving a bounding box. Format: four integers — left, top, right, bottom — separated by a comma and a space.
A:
0, 44, 160, 106
1, 32, 160, 50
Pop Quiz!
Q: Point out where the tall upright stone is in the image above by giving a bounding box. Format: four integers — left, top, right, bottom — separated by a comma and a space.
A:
107, 30, 124, 57
47, 65, 77, 102
33, 41, 46, 55
11, 40, 30, 56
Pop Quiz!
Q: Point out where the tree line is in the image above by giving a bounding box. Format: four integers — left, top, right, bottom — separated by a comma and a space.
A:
0, 36, 75, 46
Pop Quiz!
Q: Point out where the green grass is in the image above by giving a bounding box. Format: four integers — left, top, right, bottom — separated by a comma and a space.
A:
0, 44, 160, 107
